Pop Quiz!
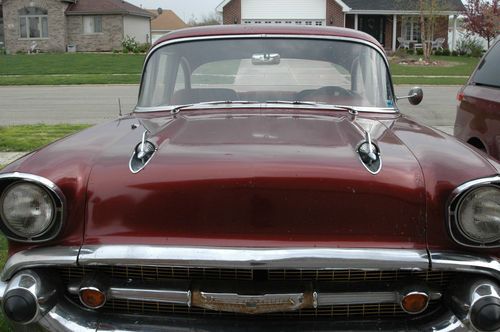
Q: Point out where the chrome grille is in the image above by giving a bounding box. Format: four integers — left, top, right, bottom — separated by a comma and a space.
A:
96, 299, 440, 319
59, 266, 454, 284
60, 266, 452, 320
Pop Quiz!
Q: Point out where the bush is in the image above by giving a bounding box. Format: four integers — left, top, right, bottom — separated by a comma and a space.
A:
416, 48, 424, 56
456, 36, 484, 57
451, 50, 459, 56
406, 49, 415, 55
121, 35, 151, 54
434, 49, 443, 56
122, 35, 139, 53
442, 49, 450, 56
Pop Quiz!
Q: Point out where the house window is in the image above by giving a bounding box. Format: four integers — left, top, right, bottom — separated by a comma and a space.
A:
402, 17, 421, 41
83, 16, 102, 34
18, 7, 48, 39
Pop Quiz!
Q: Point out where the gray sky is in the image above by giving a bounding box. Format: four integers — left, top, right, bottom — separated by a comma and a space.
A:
128, 0, 222, 22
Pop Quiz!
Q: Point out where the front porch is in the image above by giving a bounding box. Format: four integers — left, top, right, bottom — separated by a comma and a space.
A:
344, 13, 459, 52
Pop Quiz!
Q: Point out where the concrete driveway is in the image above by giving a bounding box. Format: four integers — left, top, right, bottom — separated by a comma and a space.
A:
0, 85, 460, 134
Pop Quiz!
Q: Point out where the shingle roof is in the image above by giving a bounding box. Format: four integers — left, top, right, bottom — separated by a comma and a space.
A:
342, 0, 465, 12
149, 9, 188, 31
66, 0, 153, 17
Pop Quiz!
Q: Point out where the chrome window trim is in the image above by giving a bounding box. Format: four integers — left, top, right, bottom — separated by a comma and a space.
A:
134, 104, 398, 114
135, 34, 398, 114
447, 175, 500, 248
0, 172, 66, 243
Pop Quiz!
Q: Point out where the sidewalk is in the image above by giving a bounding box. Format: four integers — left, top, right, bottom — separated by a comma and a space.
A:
0, 152, 26, 166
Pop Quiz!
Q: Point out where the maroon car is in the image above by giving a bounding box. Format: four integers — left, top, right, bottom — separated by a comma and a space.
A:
1, 26, 500, 331
455, 39, 500, 158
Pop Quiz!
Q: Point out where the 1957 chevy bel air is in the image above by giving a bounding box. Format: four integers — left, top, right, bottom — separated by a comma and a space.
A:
1, 25, 500, 331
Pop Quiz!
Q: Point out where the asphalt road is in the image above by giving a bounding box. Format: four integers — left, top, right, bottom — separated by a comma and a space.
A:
0, 85, 460, 134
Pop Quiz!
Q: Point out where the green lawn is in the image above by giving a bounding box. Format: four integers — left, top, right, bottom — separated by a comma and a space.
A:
0, 53, 144, 85
390, 55, 480, 76
0, 124, 91, 152
0, 53, 479, 86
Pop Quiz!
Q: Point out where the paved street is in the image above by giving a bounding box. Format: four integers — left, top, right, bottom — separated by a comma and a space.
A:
0, 85, 460, 132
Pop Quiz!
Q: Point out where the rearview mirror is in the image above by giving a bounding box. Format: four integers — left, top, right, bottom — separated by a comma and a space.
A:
252, 53, 281, 65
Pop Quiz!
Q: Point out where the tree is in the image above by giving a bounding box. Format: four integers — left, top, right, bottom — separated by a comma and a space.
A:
418, 0, 440, 61
463, 0, 500, 48
188, 11, 222, 27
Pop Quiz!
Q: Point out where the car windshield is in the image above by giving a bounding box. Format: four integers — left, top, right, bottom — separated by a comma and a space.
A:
138, 38, 394, 110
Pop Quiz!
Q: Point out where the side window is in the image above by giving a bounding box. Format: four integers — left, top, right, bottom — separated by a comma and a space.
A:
473, 42, 500, 88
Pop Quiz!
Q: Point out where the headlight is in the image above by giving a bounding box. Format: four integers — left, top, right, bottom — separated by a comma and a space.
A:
0, 182, 56, 238
0, 173, 65, 242
455, 185, 500, 245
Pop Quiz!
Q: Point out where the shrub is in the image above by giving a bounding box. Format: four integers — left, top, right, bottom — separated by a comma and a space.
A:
456, 36, 484, 57
406, 49, 415, 55
416, 48, 424, 56
451, 50, 459, 56
442, 49, 451, 56
122, 36, 150, 54
122, 35, 139, 53
434, 49, 443, 56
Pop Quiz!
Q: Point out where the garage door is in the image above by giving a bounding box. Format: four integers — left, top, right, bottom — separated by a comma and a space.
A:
242, 0, 326, 20
242, 20, 326, 26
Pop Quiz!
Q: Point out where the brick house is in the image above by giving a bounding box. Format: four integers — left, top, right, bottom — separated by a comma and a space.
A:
216, 0, 465, 51
0, 0, 153, 53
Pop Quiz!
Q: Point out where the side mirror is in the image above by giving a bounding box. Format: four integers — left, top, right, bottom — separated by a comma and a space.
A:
397, 87, 423, 105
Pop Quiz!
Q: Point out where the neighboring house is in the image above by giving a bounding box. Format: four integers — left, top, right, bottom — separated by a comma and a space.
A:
148, 8, 188, 43
216, 0, 465, 51
0, 0, 153, 53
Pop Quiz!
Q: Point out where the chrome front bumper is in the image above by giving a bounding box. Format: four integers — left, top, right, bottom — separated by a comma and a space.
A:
1, 245, 500, 331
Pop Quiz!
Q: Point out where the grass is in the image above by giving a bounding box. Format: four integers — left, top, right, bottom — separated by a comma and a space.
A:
0, 74, 141, 85
392, 76, 468, 85
0, 53, 144, 85
0, 53, 479, 86
0, 53, 144, 75
390, 55, 480, 76
0, 124, 91, 152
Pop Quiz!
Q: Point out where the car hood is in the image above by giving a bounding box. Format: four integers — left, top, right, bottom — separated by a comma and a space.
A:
81, 109, 429, 248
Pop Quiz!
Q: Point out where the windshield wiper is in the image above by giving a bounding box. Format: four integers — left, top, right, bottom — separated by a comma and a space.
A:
170, 100, 260, 114
265, 101, 359, 113
265, 100, 325, 106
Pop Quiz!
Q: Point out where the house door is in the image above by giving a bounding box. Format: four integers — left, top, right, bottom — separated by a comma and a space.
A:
358, 15, 385, 46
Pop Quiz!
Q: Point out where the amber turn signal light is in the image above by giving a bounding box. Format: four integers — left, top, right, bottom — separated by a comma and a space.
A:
400, 292, 429, 314
79, 287, 106, 309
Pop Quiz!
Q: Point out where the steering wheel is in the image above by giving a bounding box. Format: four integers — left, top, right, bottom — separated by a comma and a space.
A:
297, 86, 354, 101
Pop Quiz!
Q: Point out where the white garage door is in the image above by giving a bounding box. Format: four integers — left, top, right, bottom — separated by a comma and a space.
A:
242, 19, 326, 26
242, 0, 326, 20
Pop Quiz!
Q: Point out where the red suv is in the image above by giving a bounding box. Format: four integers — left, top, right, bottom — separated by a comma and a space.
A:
455, 39, 500, 158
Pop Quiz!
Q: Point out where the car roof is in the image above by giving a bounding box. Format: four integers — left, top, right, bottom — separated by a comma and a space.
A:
153, 25, 384, 52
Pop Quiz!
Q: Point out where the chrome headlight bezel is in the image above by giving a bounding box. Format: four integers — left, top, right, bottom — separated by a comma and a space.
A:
0, 173, 65, 243
448, 176, 500, 248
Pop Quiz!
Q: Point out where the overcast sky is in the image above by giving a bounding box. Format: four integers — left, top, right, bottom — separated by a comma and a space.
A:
128, 0, 222, 22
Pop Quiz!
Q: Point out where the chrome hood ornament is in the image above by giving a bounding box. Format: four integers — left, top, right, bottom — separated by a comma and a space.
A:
349, 118, 383, 175
129, 130, 157, 174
